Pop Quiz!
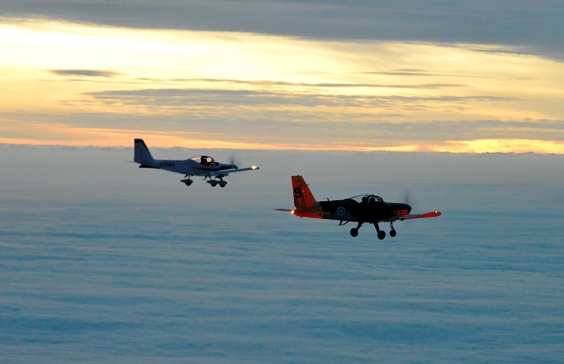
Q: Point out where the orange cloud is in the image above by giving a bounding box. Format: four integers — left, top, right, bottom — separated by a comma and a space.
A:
431, 139, 564, 154
1, 121, 563, 154
2, 18, 564, 153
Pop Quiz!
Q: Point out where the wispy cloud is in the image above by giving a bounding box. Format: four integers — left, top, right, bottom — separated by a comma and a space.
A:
1, 18, 563, 153
85, 88, 511, 108
51, 69, 120, 78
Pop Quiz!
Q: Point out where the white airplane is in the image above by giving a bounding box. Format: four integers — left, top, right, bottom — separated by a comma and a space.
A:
134, 139, 259, 187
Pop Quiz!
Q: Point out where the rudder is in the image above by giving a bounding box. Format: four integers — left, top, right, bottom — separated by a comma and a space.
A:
134, 138, 156, 165
292, 175, 317, 210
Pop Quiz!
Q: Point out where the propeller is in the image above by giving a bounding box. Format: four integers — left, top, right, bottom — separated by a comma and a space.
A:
404, 190, 411, 206
402, 190, 418, 211
228, 152, 241, 169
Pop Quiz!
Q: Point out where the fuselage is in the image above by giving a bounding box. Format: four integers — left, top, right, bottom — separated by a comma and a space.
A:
140, 157, 236, 176
318, 197, 412, 223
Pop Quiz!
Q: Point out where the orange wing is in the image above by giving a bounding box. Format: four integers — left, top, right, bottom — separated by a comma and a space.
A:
398, 211, 442, 220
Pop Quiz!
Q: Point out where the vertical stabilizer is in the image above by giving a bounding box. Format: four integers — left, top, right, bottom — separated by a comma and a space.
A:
292, 175, 318, 209
134, 139, 158, 167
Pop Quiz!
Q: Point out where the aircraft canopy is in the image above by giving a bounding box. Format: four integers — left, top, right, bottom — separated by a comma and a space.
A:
349, 194, 384, 204
190, 155, 215, 166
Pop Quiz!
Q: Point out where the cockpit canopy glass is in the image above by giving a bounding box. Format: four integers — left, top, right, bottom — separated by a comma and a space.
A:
190, 155, 215, 166
348, 194, 384, 204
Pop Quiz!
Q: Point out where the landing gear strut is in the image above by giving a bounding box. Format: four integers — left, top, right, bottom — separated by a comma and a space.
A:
350, 222, 363, 237
389, 222, 397, 238
349, 222, 395, 240
374, 223, 386, 240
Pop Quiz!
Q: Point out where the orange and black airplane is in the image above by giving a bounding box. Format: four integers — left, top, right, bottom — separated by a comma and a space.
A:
279, 175, 441, 239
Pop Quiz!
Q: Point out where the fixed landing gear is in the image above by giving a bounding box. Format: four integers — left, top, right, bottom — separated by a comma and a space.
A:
350, 222, 363, 237
349, 222, 397, 240
181, 175, 227, 187
206, 179, 227, 188
374, 223, 386, 240
181, 177, 193, 186
389, 222, 397, 238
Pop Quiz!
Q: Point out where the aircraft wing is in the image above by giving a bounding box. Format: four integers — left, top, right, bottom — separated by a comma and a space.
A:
229, 166, 260, 173
205, 166, 260, 177
392, 211, 442, 221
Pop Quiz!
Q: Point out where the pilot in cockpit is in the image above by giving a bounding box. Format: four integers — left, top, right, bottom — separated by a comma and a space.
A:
200, 156, 214, 166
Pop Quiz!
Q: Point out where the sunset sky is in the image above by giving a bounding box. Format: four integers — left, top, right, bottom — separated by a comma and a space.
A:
1, 1, 563, 153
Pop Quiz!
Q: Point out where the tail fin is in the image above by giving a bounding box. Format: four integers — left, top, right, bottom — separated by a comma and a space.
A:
134, 139, 157, 166
292, 175, 317, 210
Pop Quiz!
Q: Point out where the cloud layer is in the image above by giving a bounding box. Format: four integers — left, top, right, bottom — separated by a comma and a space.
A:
1, 145, 564, 362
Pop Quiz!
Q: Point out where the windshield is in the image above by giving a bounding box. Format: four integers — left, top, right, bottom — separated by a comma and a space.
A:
348, 194, 384, 204
190, 155, 215, 166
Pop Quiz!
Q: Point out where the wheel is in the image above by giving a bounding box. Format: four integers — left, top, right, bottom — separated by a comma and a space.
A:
377, 230, 386, 240
350, 228, 359, 237
220, 183, 226, 188
210, 183, 217, 187
390, 229, 397, 237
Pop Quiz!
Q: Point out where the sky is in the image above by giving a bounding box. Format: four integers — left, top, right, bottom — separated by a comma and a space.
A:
1, 0, 564, 153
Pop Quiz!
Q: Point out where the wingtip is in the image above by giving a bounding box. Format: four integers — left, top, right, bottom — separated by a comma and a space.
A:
274, 208, 294, 214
